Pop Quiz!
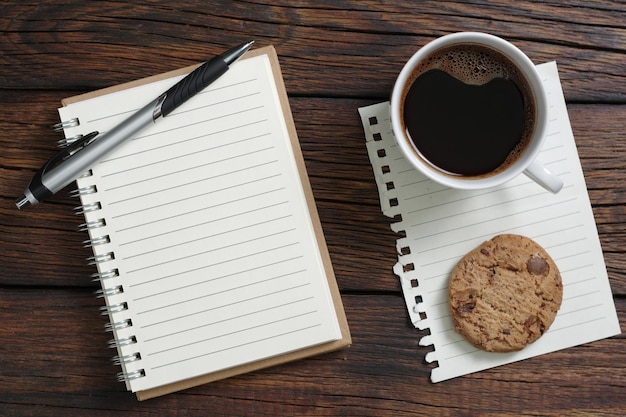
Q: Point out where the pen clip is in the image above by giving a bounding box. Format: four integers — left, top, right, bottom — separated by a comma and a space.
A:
66, 131, 100, 156
34, 131, 100, 182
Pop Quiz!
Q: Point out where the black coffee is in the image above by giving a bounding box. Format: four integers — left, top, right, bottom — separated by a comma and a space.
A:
401, 44, 535, 178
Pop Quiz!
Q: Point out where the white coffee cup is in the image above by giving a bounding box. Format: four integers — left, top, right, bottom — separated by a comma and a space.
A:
390, 32, 563, 193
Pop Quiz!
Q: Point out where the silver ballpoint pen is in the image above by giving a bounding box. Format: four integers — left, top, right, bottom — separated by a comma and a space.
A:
16, 40, 254, 209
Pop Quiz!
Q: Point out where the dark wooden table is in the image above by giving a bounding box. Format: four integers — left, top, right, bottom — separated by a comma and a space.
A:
1, 1, 624, 416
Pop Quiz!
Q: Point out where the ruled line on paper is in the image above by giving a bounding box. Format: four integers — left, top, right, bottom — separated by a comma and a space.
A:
122, 214, 293, 260
110, 118, 268, 164
142, 296, 314, 342
102, 130, 272, 183
152, 315, 320, 360
408, 197, 578, 230
400, 177, 430, 188
122, 229, 300, 279
557, 303, 604, 317
110, 171, 281, 214
103, 143, 275, 183
128, 242, 301, 287
414, 214, 584, 255
142, 286, 313, 341
119, 202, 290, 246
137, 271, 309, 318
134, 265, 307, 303
142, 283, 313, 344
113, 186, 286, 225
549, 316, 610, 333
561, 273, 596, 286
124, 228, 297, 275
151, 323, 323, 370
442, 347, 478, 361
404, 180, 533, 205
411, 211, 581, 248
109, 159, 279, 204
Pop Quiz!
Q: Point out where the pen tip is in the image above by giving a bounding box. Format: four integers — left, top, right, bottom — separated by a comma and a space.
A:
222, 41, 255, 66
15, 195, 31, 210
241, 40, 255, 53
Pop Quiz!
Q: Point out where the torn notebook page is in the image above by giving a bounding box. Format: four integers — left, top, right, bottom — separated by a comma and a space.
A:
359, 61, 620, 382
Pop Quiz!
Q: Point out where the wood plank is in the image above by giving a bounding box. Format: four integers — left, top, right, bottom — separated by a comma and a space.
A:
0, 288, 624, 416
0, 2, 624, 101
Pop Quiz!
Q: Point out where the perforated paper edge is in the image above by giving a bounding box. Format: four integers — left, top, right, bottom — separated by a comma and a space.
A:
358, 103, 433, 348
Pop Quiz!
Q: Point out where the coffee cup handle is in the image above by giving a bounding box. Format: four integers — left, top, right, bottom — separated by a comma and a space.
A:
523, 160, 563, 194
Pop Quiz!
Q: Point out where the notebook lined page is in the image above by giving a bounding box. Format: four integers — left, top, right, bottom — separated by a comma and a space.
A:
60, 53, 342, 392
360, 61, 620, 382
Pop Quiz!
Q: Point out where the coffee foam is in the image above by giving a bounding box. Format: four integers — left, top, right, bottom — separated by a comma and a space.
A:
401, 43, 538, 179
412, 44, 518, 86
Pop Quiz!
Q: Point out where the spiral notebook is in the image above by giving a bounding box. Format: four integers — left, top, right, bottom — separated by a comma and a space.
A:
359, 61, 620, 382
57, 45, 350, 400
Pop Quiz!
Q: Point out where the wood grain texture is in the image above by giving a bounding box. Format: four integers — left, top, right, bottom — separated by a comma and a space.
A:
0, 289, 624, 416
1, 2, 624, 101
0, 0, 624, 415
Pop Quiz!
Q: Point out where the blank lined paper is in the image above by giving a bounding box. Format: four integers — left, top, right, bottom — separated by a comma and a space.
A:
59, 50, 345, 394
360, 62, 620, 382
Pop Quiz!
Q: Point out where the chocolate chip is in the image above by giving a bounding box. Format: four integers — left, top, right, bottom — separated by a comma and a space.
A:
527, 256, 548, 275
457, 303, 475, 313
502, 328, 511, 335
480, 248, 490, 256
524, 316, 533, 329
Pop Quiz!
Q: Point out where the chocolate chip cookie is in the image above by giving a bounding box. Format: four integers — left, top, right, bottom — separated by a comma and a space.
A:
448, 234, 562, 352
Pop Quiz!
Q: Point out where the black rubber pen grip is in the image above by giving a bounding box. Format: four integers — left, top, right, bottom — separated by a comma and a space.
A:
160, 56, 228, 117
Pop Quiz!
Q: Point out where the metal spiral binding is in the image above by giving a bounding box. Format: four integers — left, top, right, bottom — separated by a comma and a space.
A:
91, 269, 119, 282
79, 169, 93, 179
117, 369, 145, 382
83, 235, 111, 248
79, 218, 106, 232
108, 335, 137, 348
88, 252, 114, 265
57, 131, 97, 148
95, 285, 123, 298
105, 318, 132, 332
99, 302, 128, 315
57, 118, 146, 387
70, 185, 98, 198
52, 117, 79, 132
112, 352, 141, 366
57, 133, 82, 148
75, 201, 101, 215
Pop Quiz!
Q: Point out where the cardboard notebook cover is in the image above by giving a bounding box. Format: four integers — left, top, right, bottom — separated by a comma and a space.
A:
61, 45, 351, 400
